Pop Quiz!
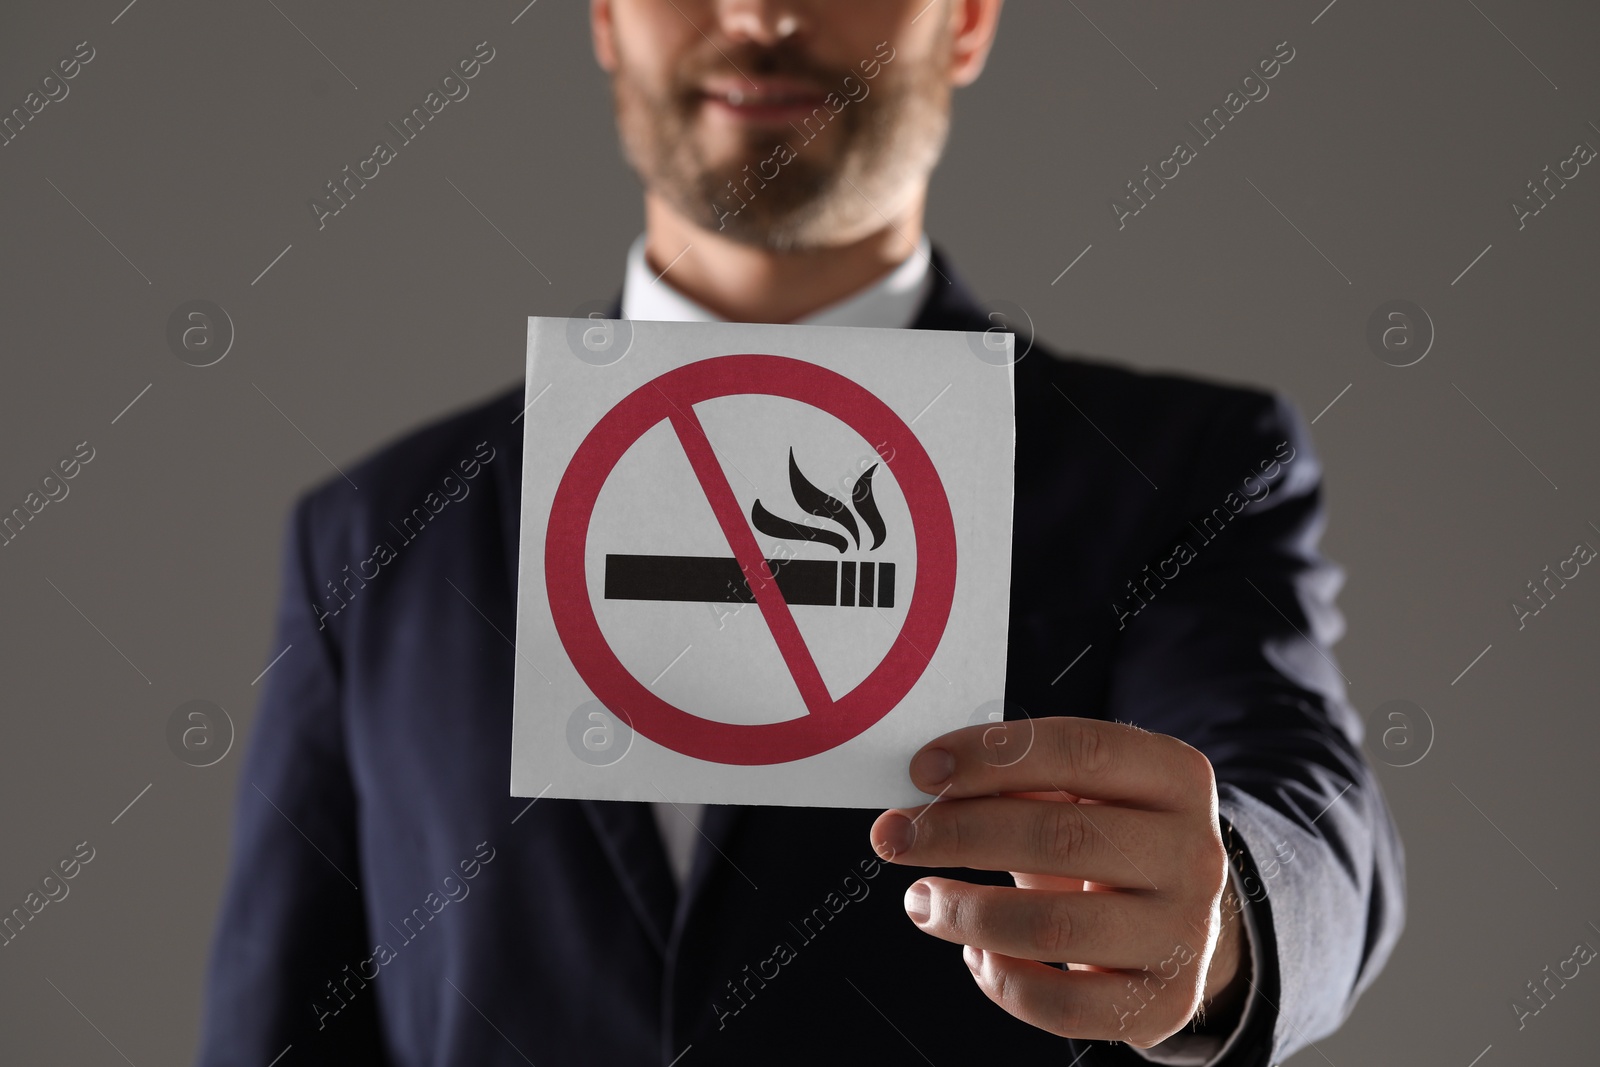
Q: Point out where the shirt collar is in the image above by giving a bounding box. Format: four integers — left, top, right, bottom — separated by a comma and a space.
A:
620, 231, 933, 329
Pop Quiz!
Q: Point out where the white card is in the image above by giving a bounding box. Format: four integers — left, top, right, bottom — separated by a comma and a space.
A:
510, 316, 1014, 808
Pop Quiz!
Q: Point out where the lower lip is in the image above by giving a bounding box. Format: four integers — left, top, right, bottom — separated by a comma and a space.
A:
701, 95, 827, 123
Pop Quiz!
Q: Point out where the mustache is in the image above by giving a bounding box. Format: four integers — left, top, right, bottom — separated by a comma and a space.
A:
669, 43, 855, 96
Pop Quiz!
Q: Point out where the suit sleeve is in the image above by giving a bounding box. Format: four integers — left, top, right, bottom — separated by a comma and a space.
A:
194, 491, 388, 1066
1080, 391, 1406, 1066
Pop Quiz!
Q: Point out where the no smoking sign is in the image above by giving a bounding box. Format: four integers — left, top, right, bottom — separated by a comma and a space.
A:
512, 318, 1014, 808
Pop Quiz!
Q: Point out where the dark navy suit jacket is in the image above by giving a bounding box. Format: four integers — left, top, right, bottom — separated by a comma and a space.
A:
197, 250, 1403, 1066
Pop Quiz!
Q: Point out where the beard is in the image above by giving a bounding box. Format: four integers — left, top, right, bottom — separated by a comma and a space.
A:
609, 37, 951, 251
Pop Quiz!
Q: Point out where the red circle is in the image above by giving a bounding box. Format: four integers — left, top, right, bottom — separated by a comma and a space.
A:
545, 355, 957, 765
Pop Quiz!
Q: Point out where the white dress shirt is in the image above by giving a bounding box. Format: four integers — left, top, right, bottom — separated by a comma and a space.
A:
614, 231, 1259, 1065
621, 229, 933, 887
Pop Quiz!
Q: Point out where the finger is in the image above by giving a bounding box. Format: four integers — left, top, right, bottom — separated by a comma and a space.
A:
905, 877, 1174, 968
964, 946, 1199, 1048
870, 796, 1173, 889
910, 716, 1214, 809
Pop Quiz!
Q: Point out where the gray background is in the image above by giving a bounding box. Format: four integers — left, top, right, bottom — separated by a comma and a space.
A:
2, 0, 1596, 1063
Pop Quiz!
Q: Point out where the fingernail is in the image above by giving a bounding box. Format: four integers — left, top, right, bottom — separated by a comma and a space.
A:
903, 882, 930, 924
875, 813, 915, 859
964, 944, 983, 971
911, 747, 955, 787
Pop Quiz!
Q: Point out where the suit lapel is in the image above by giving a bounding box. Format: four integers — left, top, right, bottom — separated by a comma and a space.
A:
494, 390, 525, 594
580, 800, 679, 955
910, 247, 990, 332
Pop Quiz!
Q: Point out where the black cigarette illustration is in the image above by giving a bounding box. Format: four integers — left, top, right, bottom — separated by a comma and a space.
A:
604, 554, 894, 607
604, 449, 896, 608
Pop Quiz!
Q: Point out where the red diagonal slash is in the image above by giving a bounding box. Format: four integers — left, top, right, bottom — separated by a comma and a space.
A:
661, 396, 834, 715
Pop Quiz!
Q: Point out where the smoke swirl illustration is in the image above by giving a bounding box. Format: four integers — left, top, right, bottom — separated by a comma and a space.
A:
752, 449, 886, 553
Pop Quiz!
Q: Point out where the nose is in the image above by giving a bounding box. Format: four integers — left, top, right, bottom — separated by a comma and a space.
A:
713, 0, 807, 47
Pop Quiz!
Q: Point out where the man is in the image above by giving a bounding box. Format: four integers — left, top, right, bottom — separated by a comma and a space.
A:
198, 2, 1403, 1064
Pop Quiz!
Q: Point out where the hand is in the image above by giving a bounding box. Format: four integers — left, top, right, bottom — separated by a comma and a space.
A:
868, 717, 1247, 1049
